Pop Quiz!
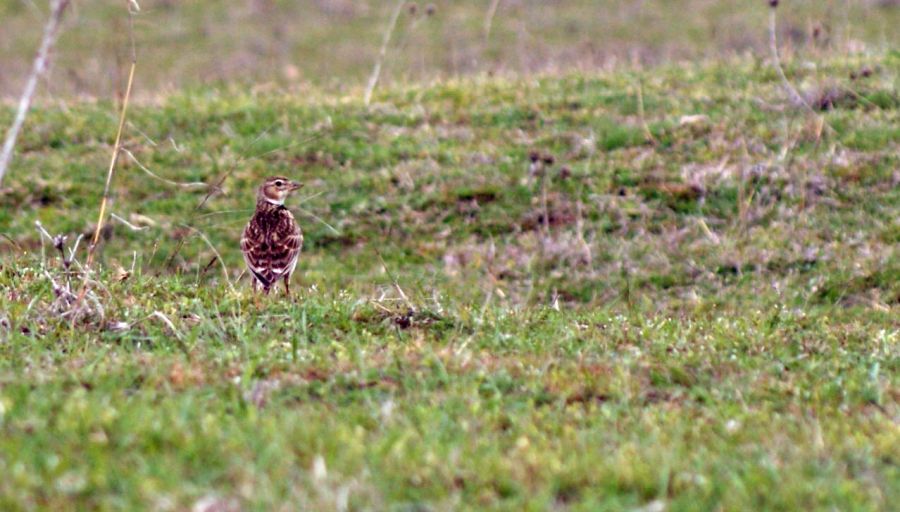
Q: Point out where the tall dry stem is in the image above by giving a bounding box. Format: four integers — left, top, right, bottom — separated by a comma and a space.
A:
86, 59, 135, 267
86, 4, 139, 268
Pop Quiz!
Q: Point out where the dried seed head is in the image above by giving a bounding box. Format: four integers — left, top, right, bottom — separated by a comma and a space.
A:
768, 0, 779, 8
528, 150, 540, 163
558, 166, 572, 180
425, 3, 436, 16
52, 234, 66, 252
406, 2, 418, 15
542, 154, 555, 165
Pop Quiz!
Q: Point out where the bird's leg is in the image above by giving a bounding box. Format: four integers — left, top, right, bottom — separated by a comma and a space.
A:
283, 274, 291, 298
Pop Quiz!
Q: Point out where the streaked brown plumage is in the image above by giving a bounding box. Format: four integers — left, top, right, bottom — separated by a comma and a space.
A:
241, 176, 303, 295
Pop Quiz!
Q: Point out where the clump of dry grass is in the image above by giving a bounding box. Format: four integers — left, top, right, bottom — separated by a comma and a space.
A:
34, 222, 105, 325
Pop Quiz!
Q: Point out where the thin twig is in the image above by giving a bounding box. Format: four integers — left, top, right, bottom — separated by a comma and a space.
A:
0, 0, 71, 187
364, 0, 405, 107
33, 221, 55, 246
68, 233, 84, 263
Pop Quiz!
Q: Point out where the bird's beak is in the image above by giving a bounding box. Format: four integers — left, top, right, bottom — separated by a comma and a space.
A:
289, 181, 303, 191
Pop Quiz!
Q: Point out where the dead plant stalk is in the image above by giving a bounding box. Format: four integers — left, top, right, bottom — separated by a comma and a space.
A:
768, 6, 829, 140
87, 61, 135, 267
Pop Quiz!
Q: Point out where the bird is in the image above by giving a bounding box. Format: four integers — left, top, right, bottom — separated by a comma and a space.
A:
241, 176, 304, 296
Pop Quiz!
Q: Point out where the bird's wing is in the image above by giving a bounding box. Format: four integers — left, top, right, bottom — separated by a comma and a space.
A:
268, 210, 303, 278
241, 220, 275, 288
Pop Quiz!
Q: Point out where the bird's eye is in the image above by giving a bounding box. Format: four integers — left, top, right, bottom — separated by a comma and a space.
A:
274, 180, 284, 187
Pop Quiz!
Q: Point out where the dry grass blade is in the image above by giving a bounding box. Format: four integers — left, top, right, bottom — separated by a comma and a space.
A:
148, 311, 190, 358
121, 148, 212, 190
110, 213, 149, 232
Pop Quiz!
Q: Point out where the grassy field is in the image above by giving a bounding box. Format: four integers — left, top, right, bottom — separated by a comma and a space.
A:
1, 5, 899, 509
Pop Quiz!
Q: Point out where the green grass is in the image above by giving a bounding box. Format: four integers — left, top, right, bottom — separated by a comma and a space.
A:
1, 53, 898, 510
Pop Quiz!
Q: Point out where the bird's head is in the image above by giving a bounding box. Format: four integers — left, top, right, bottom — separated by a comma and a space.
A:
258, 176, 303, 205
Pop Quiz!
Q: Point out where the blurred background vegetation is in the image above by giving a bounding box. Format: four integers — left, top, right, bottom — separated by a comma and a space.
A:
1, 0, 898, 99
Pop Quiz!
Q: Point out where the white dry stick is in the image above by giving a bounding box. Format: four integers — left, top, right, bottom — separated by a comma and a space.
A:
363, 0, 406, 107
483, 0, 503, 42
0, 0, 71, 187
768, 8, 813, 112
768, 6, 830, 142
149, 311, 181, 339
110, 213, 148, 231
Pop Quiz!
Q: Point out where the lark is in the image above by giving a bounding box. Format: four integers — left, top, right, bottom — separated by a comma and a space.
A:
241, 176, 303, 296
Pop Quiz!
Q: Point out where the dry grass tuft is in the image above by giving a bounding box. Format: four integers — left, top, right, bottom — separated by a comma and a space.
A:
34, 222, 104, 325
